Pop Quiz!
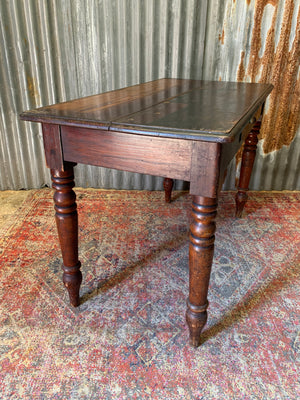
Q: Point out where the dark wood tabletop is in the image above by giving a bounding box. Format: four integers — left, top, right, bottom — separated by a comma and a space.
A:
21, 78, 273, 142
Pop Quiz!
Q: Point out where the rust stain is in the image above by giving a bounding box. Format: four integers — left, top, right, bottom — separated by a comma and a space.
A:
219, 29, 225, 44
235, 176, 239, 188
237, 0, 300, 153
26, 75, 40, 103
237, 51, 246, 81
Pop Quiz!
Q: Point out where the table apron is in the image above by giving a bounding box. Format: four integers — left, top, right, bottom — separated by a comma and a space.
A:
61, 126, 192, 181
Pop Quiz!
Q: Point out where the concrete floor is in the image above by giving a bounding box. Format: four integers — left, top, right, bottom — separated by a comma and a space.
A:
0, 190, 31, 228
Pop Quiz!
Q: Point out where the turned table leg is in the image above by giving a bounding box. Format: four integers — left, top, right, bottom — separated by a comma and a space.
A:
235, 121, 260, 217
163, 178, 174, 203
186, 196, 217, 347
51, 162, 82, 307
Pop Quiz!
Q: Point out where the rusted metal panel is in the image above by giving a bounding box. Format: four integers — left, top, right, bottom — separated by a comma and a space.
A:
204, 0, 300, 190
0, 0, 298, 191
237, 0, 300, 154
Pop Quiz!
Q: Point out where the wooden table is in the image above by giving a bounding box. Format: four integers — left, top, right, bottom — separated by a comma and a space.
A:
21, 79, 272, 347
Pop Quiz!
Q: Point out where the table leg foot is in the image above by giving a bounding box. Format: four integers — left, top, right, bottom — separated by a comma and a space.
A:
187, 196, 217, 347
163, 178, 174, 203
51, 162, 82, 307
186, 300, 208, 347
235, 191, 248, 218
235, 121, 260, 217
62, 262, 82, 307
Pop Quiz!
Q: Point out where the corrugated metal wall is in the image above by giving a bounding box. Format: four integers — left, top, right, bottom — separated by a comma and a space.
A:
0, 0, 299, 191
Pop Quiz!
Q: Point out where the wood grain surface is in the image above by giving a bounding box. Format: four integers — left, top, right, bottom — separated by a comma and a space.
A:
20, 79, 272, 142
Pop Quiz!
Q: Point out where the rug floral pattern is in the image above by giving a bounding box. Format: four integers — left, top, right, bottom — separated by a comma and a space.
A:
0, 189, 299, 399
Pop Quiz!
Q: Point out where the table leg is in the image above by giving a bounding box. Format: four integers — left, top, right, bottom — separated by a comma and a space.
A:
163, 178, 174, 203
51, 162, 82, 307
186, 196, 217, 347
235, 121, 260, 217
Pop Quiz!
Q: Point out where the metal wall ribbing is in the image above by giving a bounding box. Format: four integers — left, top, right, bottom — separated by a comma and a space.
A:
0, 0, 299, 190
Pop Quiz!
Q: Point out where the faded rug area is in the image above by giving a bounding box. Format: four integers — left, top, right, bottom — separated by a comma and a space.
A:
0, 189, 299, 399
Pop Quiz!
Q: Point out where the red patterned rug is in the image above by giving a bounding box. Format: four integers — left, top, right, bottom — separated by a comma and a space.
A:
0, 189, 299, 399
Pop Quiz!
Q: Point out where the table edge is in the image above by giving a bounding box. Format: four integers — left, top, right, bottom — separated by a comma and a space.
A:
20, 82, 273, 143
